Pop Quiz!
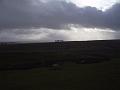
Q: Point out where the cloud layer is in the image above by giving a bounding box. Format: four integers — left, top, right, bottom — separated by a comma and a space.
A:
0, 28, 118, 42
0, 0, 120, 30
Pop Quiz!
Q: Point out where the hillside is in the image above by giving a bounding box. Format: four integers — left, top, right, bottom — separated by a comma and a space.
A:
0, 40, 120, 70
0, 58, 120, 90
0, 40, 120, 90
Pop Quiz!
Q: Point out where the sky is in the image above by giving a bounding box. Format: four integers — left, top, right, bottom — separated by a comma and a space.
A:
0, 0, 120, 42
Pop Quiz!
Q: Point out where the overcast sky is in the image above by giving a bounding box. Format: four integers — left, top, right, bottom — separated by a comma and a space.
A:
0, 0, 120, 42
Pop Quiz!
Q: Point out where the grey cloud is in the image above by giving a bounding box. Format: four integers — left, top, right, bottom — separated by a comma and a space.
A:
104, 3, 120, 30
0, 28, 118, 42
0, 0, 120, 30
0, 28, 69, 42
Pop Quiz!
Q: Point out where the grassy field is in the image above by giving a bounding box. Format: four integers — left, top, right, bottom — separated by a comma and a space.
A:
0, 58, 120, 90
0, 40, 120, 90
0, 40, 120, 70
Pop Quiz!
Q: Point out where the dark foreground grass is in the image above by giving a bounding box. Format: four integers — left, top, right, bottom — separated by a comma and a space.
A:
0, 58, 120, 90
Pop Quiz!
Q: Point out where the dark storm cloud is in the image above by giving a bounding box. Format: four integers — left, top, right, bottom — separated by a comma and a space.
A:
104, 3, 120, 30
0, 0, 120, 30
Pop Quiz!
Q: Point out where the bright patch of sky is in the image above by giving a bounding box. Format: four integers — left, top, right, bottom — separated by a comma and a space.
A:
0, 27, 117, 42
67, 0, 120, 11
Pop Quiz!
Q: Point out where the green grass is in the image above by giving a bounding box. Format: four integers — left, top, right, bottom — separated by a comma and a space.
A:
0, 59, 120, 90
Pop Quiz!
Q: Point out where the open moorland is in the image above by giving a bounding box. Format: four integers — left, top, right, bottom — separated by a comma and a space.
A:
0, 40, 120, 90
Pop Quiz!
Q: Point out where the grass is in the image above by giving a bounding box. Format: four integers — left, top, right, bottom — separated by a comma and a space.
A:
0, 40, 120, 90
0, 58, 120, 90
